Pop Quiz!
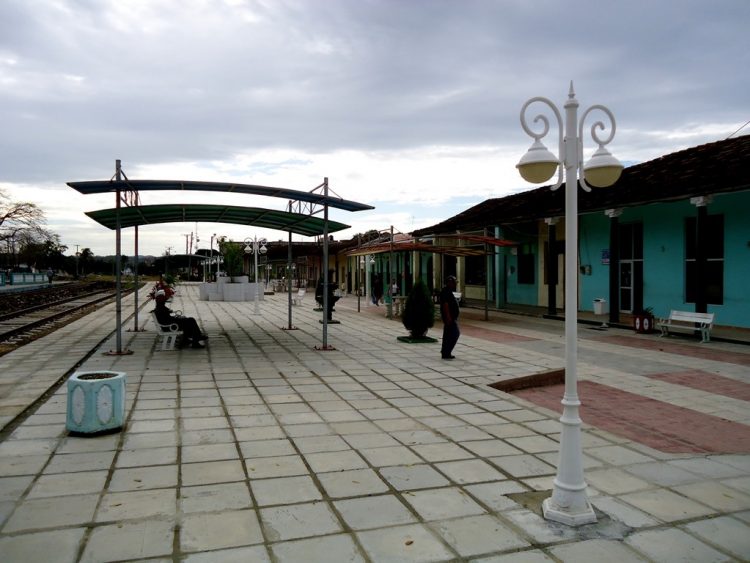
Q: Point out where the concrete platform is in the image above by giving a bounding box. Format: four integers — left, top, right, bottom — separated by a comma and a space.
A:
0, 283, 748, 562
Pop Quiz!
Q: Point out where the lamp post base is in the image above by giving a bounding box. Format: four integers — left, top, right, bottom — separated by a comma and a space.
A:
542, 495, 597, 526
103, 349, 133, 356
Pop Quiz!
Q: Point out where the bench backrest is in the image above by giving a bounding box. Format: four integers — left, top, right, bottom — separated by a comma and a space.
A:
151, 312, 165, 329
669, 310, 714, 325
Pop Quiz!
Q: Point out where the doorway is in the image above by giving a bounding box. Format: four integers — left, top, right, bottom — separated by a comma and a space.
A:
618, 222, 643, 313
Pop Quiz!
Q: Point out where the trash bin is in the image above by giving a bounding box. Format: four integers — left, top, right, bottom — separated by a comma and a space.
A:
593, 298, 608, 315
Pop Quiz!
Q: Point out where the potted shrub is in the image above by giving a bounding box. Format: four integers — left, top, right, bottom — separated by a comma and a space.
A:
399, 280, 437, 342
633, 306, 655, 334
219, 240, 245, 281
148, 274, 176, 301
218, 239, 248, 301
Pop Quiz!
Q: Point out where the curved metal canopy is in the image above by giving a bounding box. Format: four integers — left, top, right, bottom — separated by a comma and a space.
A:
68, 179, 374, 212
85, 204, 350, 236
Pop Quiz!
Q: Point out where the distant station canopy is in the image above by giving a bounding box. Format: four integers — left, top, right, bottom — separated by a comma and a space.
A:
85, 204, 350, 237
67, 172, 374, 353
68, 179, 373, 211
68, 178, 374, 236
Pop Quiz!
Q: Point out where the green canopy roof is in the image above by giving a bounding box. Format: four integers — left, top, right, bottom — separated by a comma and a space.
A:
69, 179, 373, 212
85, 204, 350, 237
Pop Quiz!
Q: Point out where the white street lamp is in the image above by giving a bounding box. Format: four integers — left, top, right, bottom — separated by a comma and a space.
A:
365, 255, 374, 306
357, 256, 365, 312
516, 82, 622, 526
244, 236, 267, 314
209, 233, 219, 281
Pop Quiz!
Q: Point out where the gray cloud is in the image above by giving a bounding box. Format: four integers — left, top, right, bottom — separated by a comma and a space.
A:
1, 0, 748, 253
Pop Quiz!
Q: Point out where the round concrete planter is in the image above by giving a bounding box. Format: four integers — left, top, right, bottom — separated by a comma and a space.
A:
198, 283, 210, 301
246, 282, 265, 302
66, 370, 126, 434
222, 282, 248, 302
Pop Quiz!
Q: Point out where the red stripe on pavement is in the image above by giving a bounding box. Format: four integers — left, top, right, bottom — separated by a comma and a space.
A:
513, 380, 750, 454
597, 335, 750, 367
648, 370, 750, 401
461, 325, 538, 343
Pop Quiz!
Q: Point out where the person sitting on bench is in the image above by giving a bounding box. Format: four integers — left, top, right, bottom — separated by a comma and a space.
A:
153, 289, 208, 349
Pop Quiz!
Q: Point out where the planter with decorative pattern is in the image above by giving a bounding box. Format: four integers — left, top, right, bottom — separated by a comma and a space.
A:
66, 370, 126, 434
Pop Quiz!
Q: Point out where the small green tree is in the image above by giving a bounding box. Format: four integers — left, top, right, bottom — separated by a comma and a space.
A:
78, 247, 94, 275
402, 280, 435, 339
219, 239, 244, 277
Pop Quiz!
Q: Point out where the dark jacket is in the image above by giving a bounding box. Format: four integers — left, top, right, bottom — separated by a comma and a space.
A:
439, 286, 459, 323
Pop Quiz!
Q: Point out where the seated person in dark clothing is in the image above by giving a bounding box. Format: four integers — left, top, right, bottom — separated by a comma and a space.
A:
153, 289, 207, 348
315, 276, 339, 320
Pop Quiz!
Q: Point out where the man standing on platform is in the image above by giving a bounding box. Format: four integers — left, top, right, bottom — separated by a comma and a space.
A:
440, 275, 460, 360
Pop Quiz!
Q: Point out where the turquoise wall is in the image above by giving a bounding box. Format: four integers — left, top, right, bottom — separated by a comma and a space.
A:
580, 191, 750, 328
579, 213, 610, 309
713, 191, 750, 326
505, 245, 539, 306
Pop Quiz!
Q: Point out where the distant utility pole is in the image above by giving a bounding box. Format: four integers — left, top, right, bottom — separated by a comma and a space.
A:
165, 246, 173, 275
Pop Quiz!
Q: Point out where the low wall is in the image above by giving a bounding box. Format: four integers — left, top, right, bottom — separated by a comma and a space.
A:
199, 282, 266, 302
1, 272, 49, 286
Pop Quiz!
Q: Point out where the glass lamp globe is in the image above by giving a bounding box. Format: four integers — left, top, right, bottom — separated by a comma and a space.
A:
516, 139, 559, 184
584, 146, 623, 188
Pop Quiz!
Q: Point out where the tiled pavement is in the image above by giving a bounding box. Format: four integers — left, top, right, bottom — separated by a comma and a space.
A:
0, 284, 749, 562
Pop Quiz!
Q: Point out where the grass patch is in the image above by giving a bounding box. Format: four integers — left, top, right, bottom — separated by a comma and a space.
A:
397, 335, 438, 343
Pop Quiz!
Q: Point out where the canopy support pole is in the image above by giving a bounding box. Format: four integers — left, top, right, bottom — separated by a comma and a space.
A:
132, 225, 141, 331
318, 177, 334, 350
105, 159, 132, 355
116, 161, 122, 351
283, 219, 297, 331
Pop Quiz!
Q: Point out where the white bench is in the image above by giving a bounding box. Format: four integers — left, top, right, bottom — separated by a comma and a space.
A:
657, 310, 714, 343
151, 312, 183, 351
292, 288, 306, 306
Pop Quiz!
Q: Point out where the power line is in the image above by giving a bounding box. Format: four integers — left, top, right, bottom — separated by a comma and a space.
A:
727, 119, 750, 139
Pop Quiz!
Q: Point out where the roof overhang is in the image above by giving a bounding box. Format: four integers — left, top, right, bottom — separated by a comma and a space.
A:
347, 235, 517, 257
85, 204, 350, 237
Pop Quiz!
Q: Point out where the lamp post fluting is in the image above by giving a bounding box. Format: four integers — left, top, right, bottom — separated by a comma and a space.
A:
516, 82, 622, 526
244, 236, 267, 314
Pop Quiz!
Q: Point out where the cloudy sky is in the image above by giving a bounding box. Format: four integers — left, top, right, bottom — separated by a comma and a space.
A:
1, 0, 748, 257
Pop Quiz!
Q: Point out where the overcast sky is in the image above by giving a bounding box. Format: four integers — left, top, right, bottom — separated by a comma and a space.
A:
1, 0, 748, 257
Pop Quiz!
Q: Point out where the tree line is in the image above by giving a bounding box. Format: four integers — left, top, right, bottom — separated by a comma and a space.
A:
0, 188, 164, 277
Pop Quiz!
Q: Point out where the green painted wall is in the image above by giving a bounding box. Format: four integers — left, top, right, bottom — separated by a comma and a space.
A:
505, 244, 539, 306
580, 191, 750, 328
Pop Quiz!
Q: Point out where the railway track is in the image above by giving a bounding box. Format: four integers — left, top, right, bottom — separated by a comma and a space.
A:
0, 283, 134, 354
